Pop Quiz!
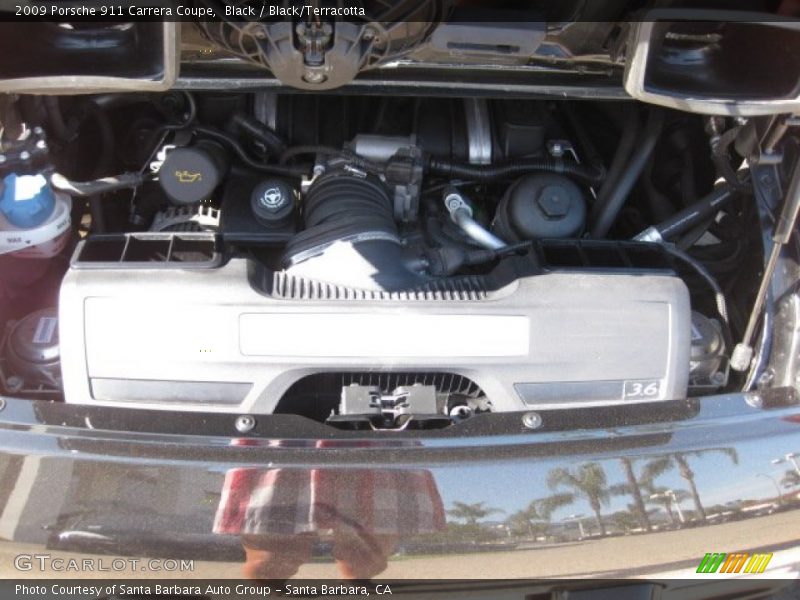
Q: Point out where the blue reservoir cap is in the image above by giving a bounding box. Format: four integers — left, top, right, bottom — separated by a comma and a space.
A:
0, 173, 56, 229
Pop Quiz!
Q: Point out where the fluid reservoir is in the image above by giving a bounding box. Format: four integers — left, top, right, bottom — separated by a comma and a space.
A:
4, 308, 61, 391
158, 141, 229, 205
0, 171, 71, 286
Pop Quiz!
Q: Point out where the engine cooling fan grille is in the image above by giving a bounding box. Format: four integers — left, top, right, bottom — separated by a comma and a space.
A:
336, 371, 484, 398
275, 371, 485, 420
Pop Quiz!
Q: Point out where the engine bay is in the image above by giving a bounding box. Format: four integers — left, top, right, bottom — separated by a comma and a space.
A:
0, 90, 778, 429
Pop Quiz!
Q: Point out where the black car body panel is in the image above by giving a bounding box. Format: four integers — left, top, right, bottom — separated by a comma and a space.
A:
0, 390, 798, 579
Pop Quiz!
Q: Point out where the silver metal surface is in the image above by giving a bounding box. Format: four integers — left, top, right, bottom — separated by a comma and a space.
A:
464, 98, 492, 165
173, 69, 630, 100
59, 255, 691, 413
0, 23, 179, 94
445, 192, 507, 250
253, 91, 278, 130
9, 310, 60, 366
234, 415, 256, 433
624, 12, 800, 116
350, 134, 414, 162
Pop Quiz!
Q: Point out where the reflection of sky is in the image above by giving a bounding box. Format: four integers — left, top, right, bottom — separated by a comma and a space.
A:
433, 435, 800, 523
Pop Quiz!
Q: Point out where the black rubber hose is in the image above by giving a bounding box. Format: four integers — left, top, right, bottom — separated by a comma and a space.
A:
78, 101, 115, 177
595, 109, 641, 210
643, 158, 677, 223
590, 109, 665, 238
162, 91, 197, 132
662, 244, 733, 352
712, 126, 749, 192
43, 97, 75, 142
79, 100, 116, 233
427, 157, 606, 186
279, 145, 387, 177
562, 103, 606, 179
279, 145, 346, 165
191, 126, 309, 178
230, 112, 286, 156
653, 184, 735, 242
50, 172, 146, 196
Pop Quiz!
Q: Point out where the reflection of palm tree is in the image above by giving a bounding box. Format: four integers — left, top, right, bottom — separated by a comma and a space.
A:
608, 508, 640, 533
781, 469, 800, 490
547, 463, 613, 536
646, 487, 690, 526
446, 501, 503, 526
506, 494, 572, 537
640, 449, 739, 521
618, 457, 652, 532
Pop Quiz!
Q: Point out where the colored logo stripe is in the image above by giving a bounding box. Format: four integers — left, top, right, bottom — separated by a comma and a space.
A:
744, 553, 773, 574
697, 553, 726, 573
697, 552, 773, 574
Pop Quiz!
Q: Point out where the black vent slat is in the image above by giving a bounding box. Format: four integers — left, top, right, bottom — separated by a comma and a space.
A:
536, 239, 673, 271
321, 371, 485, 399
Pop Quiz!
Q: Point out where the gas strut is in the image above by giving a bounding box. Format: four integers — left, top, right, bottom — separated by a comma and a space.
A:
731, 159, 800, 372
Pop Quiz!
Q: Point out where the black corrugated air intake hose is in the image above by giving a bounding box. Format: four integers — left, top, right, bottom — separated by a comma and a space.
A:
282, 172, 428, 292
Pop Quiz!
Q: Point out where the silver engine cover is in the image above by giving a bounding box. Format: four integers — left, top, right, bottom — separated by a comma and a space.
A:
59, 241, 691, 413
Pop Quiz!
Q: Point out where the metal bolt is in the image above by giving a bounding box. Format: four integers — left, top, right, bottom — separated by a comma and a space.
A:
444, 193, 466, 213
450, 405, 473, 419
303, 70, 327, 84
19, 151, 30, 160
363, 27, 376, 41
235, 415, 256, 433
312, 164, 326, 177
33, 126, 43, 135
35, 139, 47, 150
522, 411, 542, 430
548, 141, 564, 157
6, 376, 23, 393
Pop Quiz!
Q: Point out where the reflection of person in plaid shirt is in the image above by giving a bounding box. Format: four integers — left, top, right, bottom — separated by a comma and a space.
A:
214, 440, 445, 579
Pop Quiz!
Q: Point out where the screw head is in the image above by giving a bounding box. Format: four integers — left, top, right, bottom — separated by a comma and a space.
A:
522, 411, 542, 430
235, 415, 256, 433
19, 151, 30, 160
35, 139, 47, 150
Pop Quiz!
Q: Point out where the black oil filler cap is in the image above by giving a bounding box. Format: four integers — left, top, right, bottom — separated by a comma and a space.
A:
251, 178, 295, 227
159, 141, 228, 205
